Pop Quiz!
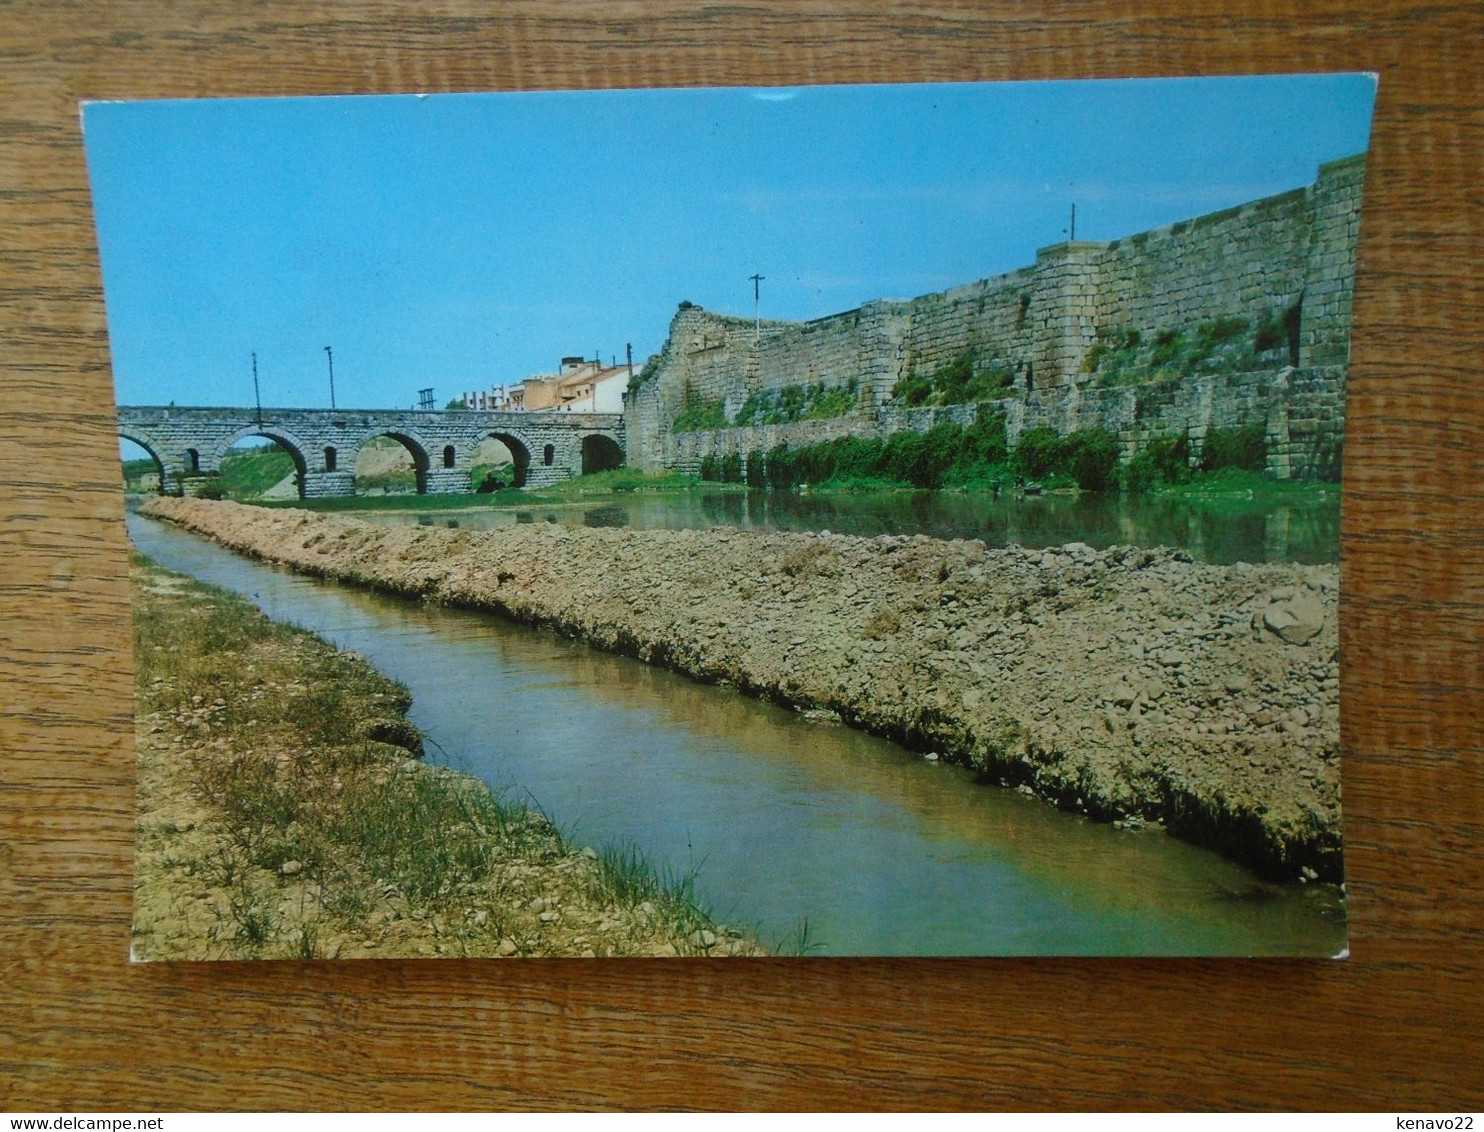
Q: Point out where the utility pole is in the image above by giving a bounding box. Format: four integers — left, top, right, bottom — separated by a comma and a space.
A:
324, 345, 336, 409
749, 273, 765, 336
1069, 202, 1077, 242
626, 341, 633, 379
251, 350, 262, 424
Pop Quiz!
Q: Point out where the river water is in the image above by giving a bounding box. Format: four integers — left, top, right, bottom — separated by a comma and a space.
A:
348, 487, 1340, 565
127, 512, 1345, 956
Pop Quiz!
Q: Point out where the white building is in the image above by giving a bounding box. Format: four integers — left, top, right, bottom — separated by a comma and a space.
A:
462, 353, 648, 414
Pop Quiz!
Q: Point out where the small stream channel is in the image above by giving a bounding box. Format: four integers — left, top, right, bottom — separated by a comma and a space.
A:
128, 511, 1346, 956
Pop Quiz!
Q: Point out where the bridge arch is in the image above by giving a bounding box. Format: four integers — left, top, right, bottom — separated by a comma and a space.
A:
581, 433, 625, 474
486, 431, 534, 488
351, 430, 432, 495
216, 426, 311, 499
119, 431, 167, 493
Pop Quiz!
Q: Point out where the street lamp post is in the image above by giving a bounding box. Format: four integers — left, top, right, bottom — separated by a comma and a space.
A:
324, 345, 336, 409
251, 350, 262, 424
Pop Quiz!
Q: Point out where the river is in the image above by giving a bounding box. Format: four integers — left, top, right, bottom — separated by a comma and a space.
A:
127, 511, 1346, 956
345, 486, 1340, 566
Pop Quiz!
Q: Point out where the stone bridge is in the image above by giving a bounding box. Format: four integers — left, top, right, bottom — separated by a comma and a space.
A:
117, 406, 626, 497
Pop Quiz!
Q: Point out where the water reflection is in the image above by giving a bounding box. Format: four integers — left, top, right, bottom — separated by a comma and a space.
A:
359, 488, 1339, 564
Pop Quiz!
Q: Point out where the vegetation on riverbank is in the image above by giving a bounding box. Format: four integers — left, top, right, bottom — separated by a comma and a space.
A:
696, 415, 1333, 499
132, 413, 1332, 518
130, 552, 759, 959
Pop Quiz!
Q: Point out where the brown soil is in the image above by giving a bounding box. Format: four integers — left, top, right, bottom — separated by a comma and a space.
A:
140, 496, 1344, 880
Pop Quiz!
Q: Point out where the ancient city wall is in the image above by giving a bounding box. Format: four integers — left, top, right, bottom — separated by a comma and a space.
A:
627, 155, 1364, 479
660, 364, 1343, 482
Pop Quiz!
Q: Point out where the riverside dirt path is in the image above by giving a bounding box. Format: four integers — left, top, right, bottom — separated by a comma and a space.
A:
140, 496, 1343, 881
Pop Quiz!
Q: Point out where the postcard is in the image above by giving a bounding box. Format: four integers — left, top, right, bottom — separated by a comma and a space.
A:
84, 75, 1375, 958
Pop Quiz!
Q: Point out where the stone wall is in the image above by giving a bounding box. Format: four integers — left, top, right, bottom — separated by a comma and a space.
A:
627, 155, 1365, 479
661, 364, 1344, 482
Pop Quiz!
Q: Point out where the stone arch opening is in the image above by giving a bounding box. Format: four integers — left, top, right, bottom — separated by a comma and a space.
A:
543, 444, 555, 467
580, 434, 624, 475
220, 432, 308, 500
184, 448, 200, 473
469, 435, 520, 491
1284, 294, 1303, 367
442, 444, 456, 469
324, 446, 338, 472
119, 434, 165, 494
485, 432, 531, 488
353, 433, 430, 496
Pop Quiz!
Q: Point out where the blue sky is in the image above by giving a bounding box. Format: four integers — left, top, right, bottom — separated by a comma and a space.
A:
85, 75, 1375, 414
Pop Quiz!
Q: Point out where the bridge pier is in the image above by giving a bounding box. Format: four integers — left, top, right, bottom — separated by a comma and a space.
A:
523, 465, 574, 489
303, 471, 355, 498
180, 472, 223, 498
425, 468, 468, 494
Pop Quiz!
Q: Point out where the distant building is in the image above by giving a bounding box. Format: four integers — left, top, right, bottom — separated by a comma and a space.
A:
462, 353, 646, 414
458, 384, 523, 412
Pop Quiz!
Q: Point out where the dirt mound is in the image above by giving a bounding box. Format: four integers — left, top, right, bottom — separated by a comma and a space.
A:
141, 496, 1343, 880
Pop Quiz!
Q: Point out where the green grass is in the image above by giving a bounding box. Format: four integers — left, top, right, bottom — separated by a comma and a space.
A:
734, 379, 860, 426
772, 916, 824, 957
803, 474, 922, 494
1156, 467, 1337, 502
707, 412, 1037, 493
219, 446, 297, 498
892, 350, 1016, 407
698, 419, 1338, 500
469, 461, 515, 490
1085, 312, 1295, 388
585, 842, 717, 946
671, 398, 728, 433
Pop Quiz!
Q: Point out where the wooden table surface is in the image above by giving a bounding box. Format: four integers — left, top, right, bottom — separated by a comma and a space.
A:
1, 0, 1479, 1112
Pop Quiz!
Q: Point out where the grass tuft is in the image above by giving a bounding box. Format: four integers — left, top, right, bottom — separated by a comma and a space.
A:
131, 552, 754, 959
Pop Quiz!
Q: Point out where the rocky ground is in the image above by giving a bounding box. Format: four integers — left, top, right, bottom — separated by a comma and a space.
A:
130, 553, 759, 960
141, 496, 1344, 881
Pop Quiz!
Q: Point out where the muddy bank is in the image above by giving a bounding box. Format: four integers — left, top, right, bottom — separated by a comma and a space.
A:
130, 552, 758, 959
141, 496, 1343, 880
